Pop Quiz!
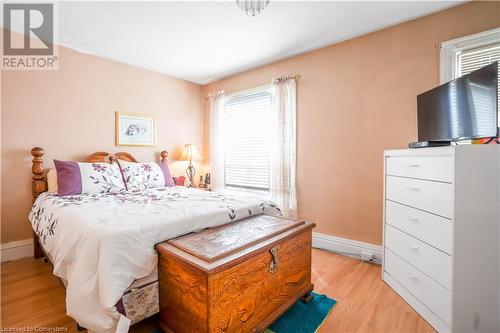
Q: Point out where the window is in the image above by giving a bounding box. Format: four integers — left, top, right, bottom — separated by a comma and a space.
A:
458, 44, 500, 126
440, 28, 500, 126
223, 86, 272, 191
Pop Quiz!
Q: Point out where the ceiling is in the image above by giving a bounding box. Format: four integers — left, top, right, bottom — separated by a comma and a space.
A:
8, 1, 464, 84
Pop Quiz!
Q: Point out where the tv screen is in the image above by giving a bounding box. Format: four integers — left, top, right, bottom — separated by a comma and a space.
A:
417, 61, 498, 142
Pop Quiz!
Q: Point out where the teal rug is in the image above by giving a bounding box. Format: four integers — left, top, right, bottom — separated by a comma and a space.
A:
265, 292, 337, 333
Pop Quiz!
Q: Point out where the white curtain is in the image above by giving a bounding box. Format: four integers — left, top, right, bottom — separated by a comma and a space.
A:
270, 76, 297, 218
209, 91, 226, 192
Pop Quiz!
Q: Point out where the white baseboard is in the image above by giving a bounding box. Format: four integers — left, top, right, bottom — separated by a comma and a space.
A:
312, 232, 382, 263
1, 239, 33, 262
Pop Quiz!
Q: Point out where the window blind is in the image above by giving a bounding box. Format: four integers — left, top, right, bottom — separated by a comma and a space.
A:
224, 87, 272, 190
458, 43, 500, 126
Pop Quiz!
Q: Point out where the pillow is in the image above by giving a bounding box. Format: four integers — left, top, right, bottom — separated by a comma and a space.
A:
120, 160, 175, 192
54, 160, 126, 196
47, 169, 58, 193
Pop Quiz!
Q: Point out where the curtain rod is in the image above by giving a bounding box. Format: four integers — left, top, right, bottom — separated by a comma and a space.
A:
205, 74, 301, 100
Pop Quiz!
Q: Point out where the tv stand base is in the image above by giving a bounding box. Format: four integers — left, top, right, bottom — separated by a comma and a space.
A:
408, 141, 451, 148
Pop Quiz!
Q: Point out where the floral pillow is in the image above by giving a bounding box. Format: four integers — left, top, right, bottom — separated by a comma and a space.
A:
54, 160, 126, 196
119, 161, 175, 192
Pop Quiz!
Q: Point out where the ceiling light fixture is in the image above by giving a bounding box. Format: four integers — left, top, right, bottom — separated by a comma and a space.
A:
235, 0, 271, 17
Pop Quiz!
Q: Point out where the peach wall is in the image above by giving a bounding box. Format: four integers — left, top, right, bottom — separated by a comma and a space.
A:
1, 39, 203, 243
203, 2, 500, 245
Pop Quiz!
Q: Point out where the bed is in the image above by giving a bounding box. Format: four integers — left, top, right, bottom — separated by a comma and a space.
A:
28, 147, 280, 333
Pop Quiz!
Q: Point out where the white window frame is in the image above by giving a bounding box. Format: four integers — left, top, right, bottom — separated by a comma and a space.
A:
440, 27, 500, 84
222, 84, 272, 195
225, 84, 271, 101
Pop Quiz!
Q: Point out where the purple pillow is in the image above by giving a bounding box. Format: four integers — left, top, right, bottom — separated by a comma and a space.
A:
156, 161, 175, 187
53, 160, 82, 196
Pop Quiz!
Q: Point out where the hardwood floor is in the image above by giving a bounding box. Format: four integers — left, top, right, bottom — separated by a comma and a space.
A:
1, 249, 435, 333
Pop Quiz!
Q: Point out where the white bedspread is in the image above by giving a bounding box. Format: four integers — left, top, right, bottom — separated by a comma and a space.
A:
29, 187, 280, 333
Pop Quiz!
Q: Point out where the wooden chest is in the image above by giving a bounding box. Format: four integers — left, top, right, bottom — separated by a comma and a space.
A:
155, 215, 315, 333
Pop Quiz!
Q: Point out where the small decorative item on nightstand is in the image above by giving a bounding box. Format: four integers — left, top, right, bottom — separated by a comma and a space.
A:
173, 176, 185, 186
198, 176, 209, 190
177, 144, 202, 188
199, 173, 211, 191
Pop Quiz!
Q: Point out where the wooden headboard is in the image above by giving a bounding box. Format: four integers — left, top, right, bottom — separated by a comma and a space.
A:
30, 147, 169, 201
30, 147, 169, 258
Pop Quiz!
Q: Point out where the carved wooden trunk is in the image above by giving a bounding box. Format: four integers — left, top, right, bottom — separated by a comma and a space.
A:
155, 215, 315, 333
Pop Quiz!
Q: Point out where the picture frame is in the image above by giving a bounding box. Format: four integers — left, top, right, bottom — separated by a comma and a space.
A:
115, 111, 156, 147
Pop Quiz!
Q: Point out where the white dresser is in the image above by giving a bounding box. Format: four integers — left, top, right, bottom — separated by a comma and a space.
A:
382, 146, 500, 333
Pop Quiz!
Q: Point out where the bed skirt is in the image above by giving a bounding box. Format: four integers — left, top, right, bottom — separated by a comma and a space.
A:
116, 280, 159, 325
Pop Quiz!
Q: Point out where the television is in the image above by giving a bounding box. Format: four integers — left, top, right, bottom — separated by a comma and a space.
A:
417, 61, 498, 142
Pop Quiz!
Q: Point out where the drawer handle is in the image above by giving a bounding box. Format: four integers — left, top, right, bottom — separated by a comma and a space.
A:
404, 271, 418, 280
408, 216, 420, 223
269, 247, 279, 274
405, 164, 420, 168
407, 187, 421, 191
404, 242, 418, 251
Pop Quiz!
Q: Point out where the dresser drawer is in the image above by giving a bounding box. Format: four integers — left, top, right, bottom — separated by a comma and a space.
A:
385, 225, 451, 289
384, 249, 451, 324
386, 176, 453, 218
385, 200, 452, 254
386, 155, 453, 182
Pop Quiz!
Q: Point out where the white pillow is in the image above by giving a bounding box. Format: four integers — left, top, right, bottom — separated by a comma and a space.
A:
47, 169, 58, 193
120, 160, 174, 192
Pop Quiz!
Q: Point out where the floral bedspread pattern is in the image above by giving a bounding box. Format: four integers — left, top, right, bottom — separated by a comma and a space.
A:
29, 187, 280, 333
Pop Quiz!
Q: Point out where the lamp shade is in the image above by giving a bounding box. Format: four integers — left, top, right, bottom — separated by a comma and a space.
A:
178, 144, 202, 161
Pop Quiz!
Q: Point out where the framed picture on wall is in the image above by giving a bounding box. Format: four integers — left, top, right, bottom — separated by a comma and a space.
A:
115, 111, 156, 146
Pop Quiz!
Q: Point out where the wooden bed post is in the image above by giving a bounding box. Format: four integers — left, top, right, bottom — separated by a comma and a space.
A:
160, 151, 168, 162
31, 147, 46, 259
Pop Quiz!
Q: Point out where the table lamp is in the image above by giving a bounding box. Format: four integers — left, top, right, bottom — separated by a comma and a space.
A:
178, 144, 202, 187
